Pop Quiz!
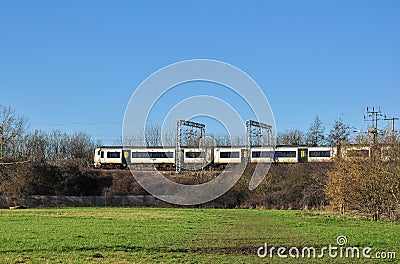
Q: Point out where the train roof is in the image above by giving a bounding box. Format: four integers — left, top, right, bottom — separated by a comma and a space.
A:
97, 146, 175, 149
97, 145, 336, 149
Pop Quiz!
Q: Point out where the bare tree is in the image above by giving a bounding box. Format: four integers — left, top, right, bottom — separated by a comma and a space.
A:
48, 130, 70, 160
210, 134, 230, 146
23, 129, 95, 166
26, 130, 49, 163
231, 134, 246, 146
161, 128, 176, 147
145, 124, 162, 146
328, 117, 352, 154
119, 134, 145, 146
306, 116, 326, 146
352, 131, 370, 145
0, 104, 29, 158
277, 129, 306, 145
70, 131, 95, 161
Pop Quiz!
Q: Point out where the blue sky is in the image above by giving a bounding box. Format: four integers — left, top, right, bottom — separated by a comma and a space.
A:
1, 1, 399, 144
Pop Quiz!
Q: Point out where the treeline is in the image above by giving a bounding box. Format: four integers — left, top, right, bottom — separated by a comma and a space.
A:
127, 116, 399, 150
0, 103, 100, 197
126, 115, 381, 148
0, 104, 97, 166
123, 115, 354, 147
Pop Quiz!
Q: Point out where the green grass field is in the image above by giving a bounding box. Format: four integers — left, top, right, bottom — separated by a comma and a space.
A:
0, 208, 398, 263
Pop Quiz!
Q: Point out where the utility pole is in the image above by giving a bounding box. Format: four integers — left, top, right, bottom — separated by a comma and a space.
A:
383, 116, 399, 141
364, 106, 385, 145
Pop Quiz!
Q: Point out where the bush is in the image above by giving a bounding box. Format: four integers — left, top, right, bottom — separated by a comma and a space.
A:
325, 144, 400, 221
0, 161, 109, 196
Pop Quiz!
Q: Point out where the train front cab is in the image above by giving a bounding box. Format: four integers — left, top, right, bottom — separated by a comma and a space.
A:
94, 147, 125, 168
94, 148, 101, 168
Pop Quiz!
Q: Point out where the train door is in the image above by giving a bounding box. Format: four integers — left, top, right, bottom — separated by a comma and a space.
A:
241, 149, 248, 163
122, 149, 131, 165
298, 148, 308, 163
100, 150, 105, 164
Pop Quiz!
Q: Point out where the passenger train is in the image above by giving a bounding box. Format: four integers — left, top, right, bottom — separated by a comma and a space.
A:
93, 145, 357, 169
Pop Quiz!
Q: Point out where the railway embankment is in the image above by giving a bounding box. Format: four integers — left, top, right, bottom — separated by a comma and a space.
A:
0, 162, 332, 208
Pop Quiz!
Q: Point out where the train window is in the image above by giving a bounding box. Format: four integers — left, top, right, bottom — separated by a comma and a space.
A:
132, 152, 174, 159
149, 152, 159, 159
261, 151, 274, 158
101, 151, 104, 158
252, 151, 273, 158
220, 152, 240, 158
274, 151, 296, 158
107, 152, 120, 158
309, 151, 331, 157
148, 152, 174, 159
132, 152, 149, 158
185, 152, 204, 158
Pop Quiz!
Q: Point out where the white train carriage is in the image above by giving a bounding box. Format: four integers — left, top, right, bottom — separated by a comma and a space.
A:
307, 147, 336, 162
94, 146, 124, 168
213, 147, 244, 164
250, 147, 274, 163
